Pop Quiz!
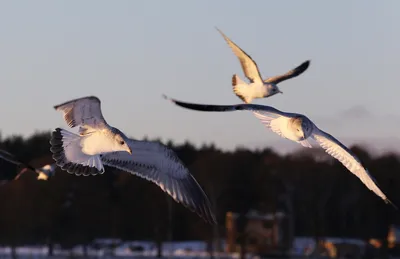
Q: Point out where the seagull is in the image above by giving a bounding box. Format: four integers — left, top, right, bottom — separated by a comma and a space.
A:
0, 149, 56, 183
216, 28, 310, 104
163, 95, 396, 208
50, 96, 217, 224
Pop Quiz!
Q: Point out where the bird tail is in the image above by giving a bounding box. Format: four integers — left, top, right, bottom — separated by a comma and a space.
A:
50, 128, 104, 176
232, 74, 252, 103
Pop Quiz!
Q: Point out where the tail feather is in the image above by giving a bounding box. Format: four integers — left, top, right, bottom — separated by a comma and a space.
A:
232, 74, 251, 103
50, 128, 104, 176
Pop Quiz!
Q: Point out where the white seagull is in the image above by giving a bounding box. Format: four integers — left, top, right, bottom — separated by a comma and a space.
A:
0, 149, 56, 183
49, 96, 217, 224
163, 95, 396, 208
216, 28, 310, 104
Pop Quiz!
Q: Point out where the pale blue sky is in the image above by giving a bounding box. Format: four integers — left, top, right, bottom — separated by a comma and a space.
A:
0, 1, 399, 152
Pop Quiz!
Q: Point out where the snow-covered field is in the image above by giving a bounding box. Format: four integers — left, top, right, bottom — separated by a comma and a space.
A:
0, 237, 374, 258
0, 240, 239, 259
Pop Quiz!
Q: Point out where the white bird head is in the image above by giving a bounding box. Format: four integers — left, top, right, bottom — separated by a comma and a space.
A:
267, 84, 283, 97
290, 116, 313, 140
110, 128, 132, 155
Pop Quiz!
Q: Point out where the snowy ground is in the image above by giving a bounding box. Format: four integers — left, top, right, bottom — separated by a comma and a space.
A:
0, 241, 239, 259
0, 237, 372, 258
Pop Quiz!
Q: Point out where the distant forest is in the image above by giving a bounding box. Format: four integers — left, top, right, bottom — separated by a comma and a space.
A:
0, 131, 399, 251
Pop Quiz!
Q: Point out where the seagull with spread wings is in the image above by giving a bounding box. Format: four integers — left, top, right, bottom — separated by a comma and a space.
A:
163, 95, 396, 208
217, 28, 310, 103
49, 96, 217, 224
0, 149, 56, 184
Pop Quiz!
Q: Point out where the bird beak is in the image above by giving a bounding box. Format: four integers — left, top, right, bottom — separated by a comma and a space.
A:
127, 147, 132, 155
278, 90, 283, 94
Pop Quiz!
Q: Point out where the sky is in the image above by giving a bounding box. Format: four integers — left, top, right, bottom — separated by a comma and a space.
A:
0, 1, 399, 153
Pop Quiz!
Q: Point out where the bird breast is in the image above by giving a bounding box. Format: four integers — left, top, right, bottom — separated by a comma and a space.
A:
81, 131, 116, 155
285, 116, 312, 141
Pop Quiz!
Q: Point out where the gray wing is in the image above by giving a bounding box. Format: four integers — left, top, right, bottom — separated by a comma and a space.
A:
163, 94, 287, 115
164, 94, 297, 139
0, 149, 36, 171
312, 127, 395, 207
264, 60, 310, 85
0, 149, 24, 166
53, 96, 106, 131
0, 149, 38, 180
216, 28, 263, 84
101, 139, 217, 224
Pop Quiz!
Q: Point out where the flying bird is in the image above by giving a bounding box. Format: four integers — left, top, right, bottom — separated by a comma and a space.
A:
163, 95, 396, 208
0, 149, 56, 184
50, 96, 216, 224
216, 28, 310, 103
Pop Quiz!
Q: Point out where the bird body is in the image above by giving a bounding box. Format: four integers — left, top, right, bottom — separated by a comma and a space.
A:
232, 75, 269, 103
163, 95, 395, 208
50, 96, 216, 224
217, 28, 310, 103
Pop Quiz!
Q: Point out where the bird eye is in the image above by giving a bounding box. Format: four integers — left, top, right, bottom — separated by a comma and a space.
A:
119, 141, 125, 145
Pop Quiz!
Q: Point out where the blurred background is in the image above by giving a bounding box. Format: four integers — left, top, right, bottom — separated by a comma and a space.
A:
0, 0, 400, 258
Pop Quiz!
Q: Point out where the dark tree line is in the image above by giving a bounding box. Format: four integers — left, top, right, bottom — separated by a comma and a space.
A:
0, 130, 399, 254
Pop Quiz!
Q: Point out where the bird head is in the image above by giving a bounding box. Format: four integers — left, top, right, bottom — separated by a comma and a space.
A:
291, 117, 306, 139
267, 85, 283, 97
112, 129, 132, 154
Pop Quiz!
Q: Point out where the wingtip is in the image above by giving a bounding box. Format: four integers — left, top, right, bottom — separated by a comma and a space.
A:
162, 94, 176, 103
302, 60, 311, 68
215, 27, 227, 38
385, 198, 398, 210
211, 216, 218, 225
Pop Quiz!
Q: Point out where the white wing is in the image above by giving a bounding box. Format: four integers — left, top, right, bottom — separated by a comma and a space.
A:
264, 60, 310, 84
53, 96, 107, 132
216, 28, 263, 84
312, 127, 394, 206
252, 111, 288, 138
101, 139, 217, 224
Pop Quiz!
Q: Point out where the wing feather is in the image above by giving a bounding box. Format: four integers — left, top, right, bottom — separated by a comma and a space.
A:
101, 139, 217, 224
264, 60, 310, 84
216, 28, 263, 84
53, 96, 106, 130
164, 94, 296, 140
0, 149, 25, 167
252, 112, 287, 138
312, 127, 394, 206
